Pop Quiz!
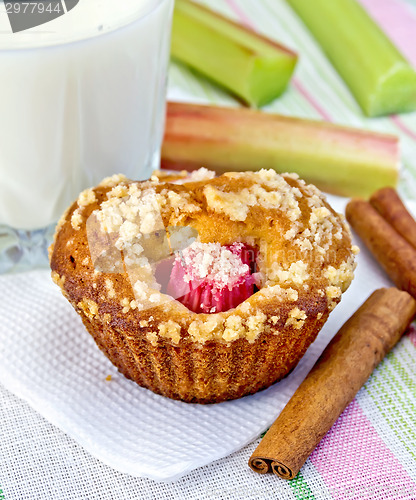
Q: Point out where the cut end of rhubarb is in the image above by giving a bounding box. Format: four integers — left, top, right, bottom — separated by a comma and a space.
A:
171, 0, 297, 107
166, 241, 258, 313
287, 0, 416, 117
366, 63, 416, 117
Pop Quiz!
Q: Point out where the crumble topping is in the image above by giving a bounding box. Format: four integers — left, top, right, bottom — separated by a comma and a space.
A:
93, 185, 167, 280
51, 271, 65, 289
204, 170, 302, 223
93, 183, 200, 271
146, 331, 159, 346
159, 167, 216, 185
222, 315, 244, 342
187, 167, 216, 182
176, 241, 249, 290
268, 261, 310, 286
158, 320, 182, 344
285, 307, 307, 330
258, 285, 299, 302
238, 301, 252, 314
203, 184, 251, 221
90, 169, 355, 295
98, 173, 129, 188
324, 258, 356, 292
77, 188, 97, 207
77, 298, 99, 319
326, 286, 342, 299
187, 310, 267, 344
65, 169, 358, 344
246, 312, 268, 342
162, 189, 201, 222
71, 208, 84, 230
168, 226, 198, 253
132, 280, 163, 310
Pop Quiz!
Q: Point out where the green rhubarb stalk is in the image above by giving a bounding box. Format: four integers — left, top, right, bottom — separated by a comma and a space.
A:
286, 0, 416, 117
171, 0, 298, 107
161, 102, 400, 198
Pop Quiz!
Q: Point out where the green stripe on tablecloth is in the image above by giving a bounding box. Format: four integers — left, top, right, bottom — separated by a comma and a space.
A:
290, 472, 316, 500
169, 61, 234, 105
364, 347, 416, 460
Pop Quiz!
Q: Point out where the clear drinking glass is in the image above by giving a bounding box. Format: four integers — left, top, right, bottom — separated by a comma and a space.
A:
0, 0, 173, 273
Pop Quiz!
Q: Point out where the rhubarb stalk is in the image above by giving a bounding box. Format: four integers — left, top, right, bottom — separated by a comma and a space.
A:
171, 0, 298, 107
161, 102, 400, 198
286, 0, 416, 117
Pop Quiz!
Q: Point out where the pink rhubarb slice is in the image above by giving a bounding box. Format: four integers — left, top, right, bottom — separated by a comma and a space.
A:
167, 241, 257, 313
161, 102, 400, 198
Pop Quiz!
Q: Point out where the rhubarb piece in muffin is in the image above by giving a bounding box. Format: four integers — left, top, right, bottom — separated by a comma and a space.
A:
49, 169, 357, 403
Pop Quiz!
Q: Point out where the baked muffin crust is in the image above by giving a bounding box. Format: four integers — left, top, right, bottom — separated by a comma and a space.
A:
50, 169, 357, 403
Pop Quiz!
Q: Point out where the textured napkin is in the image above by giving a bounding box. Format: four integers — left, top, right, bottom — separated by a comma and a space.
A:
0, 195, 412, 482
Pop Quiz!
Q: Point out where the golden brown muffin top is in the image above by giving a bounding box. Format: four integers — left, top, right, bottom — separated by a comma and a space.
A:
50, 169, 357, 344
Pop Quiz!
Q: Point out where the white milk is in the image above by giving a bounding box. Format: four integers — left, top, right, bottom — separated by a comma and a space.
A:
0, 0, 173, 229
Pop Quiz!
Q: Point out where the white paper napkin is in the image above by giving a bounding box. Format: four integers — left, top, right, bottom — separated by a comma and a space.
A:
0, 196, 411, 482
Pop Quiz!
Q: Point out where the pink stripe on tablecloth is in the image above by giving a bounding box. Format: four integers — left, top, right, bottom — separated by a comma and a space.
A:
359, 0, 416, 68
224, 0, 252, 28
224, 0, 333, 122
390, 115, 416, 142
291, 80, 333, 122
309, 398, 416, 499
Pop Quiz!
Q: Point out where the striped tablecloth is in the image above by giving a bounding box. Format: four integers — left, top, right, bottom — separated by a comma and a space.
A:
1, 1, 416, 499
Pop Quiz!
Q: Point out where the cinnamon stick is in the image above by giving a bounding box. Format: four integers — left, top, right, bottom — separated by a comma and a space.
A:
369, 187, 416, 250
346, 198, 416, 298
249, 288, 416, 479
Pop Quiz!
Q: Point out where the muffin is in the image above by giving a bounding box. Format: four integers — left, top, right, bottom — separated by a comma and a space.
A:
49, 169, 357, 403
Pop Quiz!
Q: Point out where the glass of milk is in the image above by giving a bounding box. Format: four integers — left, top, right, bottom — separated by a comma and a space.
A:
0, 0, 173, 272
